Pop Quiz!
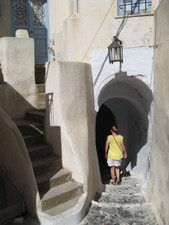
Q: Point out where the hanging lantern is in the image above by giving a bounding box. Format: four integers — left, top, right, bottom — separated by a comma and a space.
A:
108, 36, 123, 64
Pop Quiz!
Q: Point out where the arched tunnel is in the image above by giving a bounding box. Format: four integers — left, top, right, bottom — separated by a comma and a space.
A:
95, 74, 153, 183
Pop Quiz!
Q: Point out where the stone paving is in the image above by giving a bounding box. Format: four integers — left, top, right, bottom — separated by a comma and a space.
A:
80, 175, 157, 225
4, 174, 158, 225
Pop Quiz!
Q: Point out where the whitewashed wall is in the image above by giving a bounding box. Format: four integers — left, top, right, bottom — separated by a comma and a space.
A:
48, 0, 159, 186
53, 0, 159, 62
147, 0, 169, 224
90, 47, 154, 110
45, 61, 103, 224
0, 37, 37, 119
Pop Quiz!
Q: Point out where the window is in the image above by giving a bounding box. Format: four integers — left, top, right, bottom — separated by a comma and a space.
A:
118, 0, 152, 16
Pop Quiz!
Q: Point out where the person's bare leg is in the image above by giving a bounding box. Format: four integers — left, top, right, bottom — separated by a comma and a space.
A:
115, 167, 120, 183
110, 166, 116, 184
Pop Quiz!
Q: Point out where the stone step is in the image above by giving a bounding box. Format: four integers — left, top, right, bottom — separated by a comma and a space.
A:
36, 84, 45, 93
84, 201, 157, 225
44, 196, 81, 216
27, 144, 52, 159
32, 154, 62, 176
98, 191, 145, 205
80, 176, 157, 225
36, 168, 72, 192
25, 110, 45, 124
37, 93, 45, 102
41, 180, 83, 211
14, 109, 84, 221
105, 177, 144, 196
15, 119, 44, 135
23, 134, 45, 147
36, 101, 46, 110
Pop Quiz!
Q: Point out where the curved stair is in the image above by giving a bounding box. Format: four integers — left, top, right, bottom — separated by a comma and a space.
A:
14, 109, 83, 217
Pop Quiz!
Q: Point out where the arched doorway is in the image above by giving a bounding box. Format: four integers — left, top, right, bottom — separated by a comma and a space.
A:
96, 74, 153, 183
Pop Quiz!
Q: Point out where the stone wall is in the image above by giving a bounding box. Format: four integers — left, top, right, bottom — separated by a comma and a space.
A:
147, 0, 169, 224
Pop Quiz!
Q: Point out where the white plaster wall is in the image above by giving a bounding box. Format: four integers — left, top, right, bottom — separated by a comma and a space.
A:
54, 0, 159, 62
50, 0, 157, 190
90, 47, 154, 110
53, 6, 156, 183
48, 0, 158, 193
45, 62, 104, 220
48, 0, 70, 35
91, 46, 154, 186
45, 61, 103, 192
147, 0, 169, 224
45, 60, 104, 224
0, 37, 38, 118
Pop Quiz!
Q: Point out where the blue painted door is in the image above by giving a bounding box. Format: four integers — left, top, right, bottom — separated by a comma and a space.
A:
10, 0, 49, 64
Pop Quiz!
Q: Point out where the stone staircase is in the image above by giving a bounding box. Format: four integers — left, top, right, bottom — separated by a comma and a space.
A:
80, 175, 157, 224
14, 109, 83, 217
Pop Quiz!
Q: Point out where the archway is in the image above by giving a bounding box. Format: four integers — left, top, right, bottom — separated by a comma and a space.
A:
96, 74, 153, 183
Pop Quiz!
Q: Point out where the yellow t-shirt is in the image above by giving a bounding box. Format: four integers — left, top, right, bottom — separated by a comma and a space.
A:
107, 135, 123, 160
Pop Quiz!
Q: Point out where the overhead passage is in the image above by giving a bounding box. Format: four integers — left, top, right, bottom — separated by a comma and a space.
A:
96, 74, 153, 177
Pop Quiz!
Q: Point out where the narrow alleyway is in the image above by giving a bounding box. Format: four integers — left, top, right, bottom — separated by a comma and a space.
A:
4, 174, 157, 225
80, 174, 157, 225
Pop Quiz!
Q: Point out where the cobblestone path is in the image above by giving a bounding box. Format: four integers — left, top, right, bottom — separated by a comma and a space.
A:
80, 175, 157, 225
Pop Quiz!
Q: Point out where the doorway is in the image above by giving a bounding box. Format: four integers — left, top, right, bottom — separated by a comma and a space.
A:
96, 75, 153, 183
10, 0, 49, 64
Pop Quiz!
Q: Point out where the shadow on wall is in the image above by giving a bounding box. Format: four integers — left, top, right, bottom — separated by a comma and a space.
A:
45, 92, 62, 157
0, 82, 34, 120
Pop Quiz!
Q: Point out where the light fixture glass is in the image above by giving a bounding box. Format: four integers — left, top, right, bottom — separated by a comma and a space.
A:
108, 36, 123, 64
